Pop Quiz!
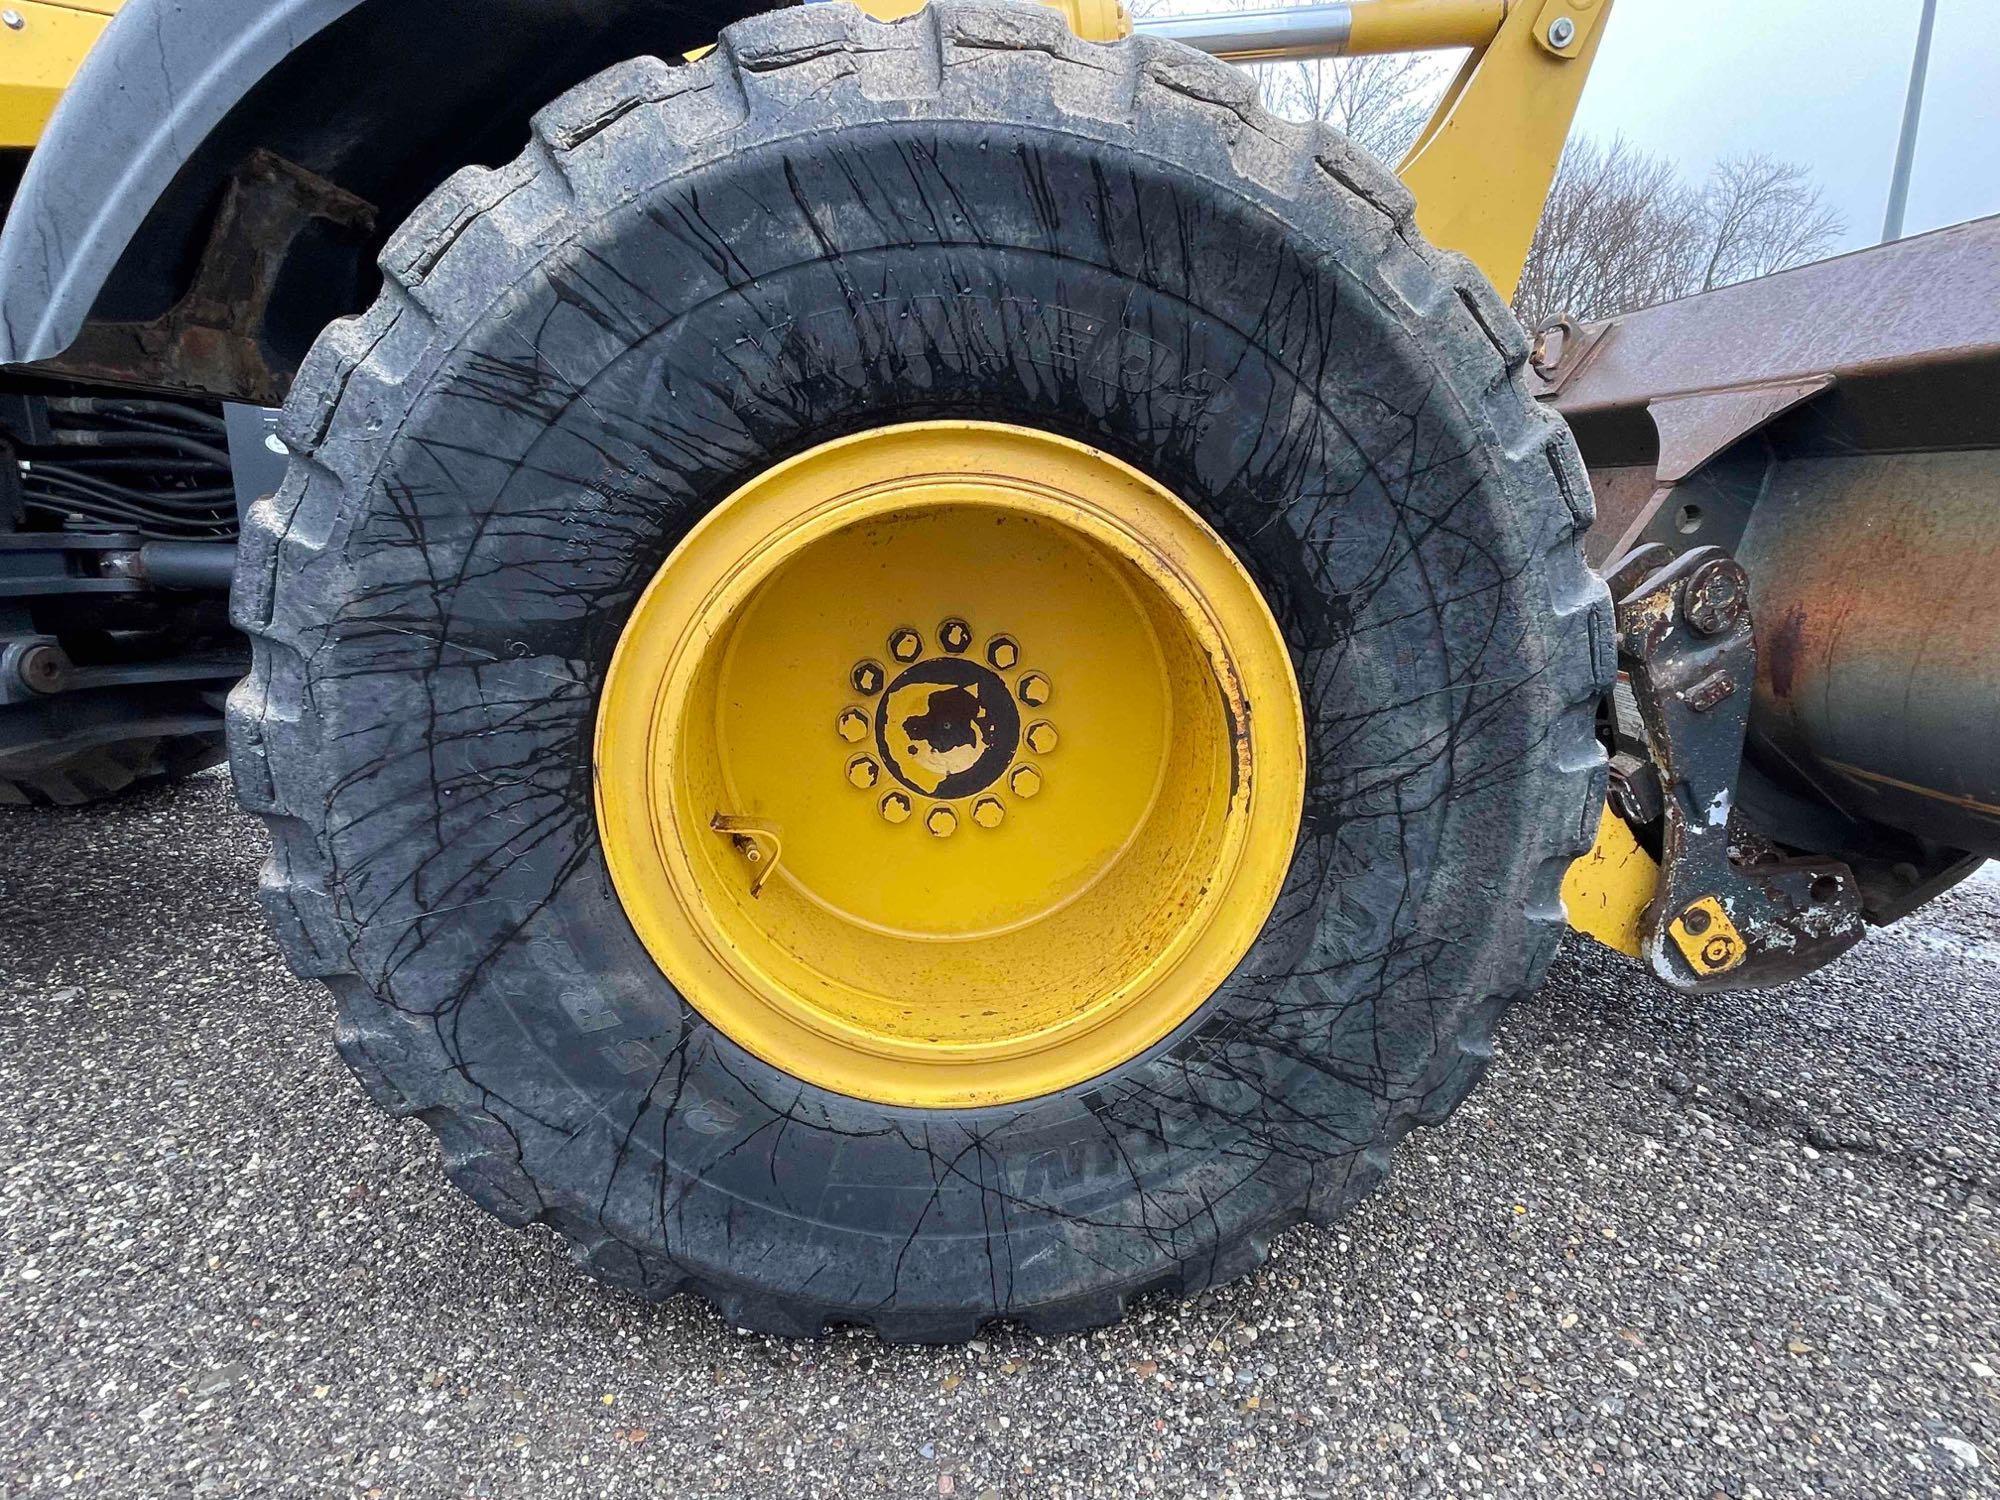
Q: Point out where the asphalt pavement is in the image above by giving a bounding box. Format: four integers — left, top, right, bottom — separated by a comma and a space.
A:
2, 769, 1996, 1499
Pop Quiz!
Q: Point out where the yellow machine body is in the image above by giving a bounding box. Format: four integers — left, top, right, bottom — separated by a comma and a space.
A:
0, 0, 121, 148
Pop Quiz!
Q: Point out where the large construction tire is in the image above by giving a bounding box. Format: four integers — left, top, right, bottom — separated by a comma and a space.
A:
230, 2, 1610, 1340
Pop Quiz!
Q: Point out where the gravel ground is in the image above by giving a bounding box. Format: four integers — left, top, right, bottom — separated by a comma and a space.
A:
2, 769, 1996, 1499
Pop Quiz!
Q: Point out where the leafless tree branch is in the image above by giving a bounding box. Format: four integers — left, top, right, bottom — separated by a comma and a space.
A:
1514, 137, 1845, 330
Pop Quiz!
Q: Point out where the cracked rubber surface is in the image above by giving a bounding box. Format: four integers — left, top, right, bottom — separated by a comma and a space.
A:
228, 2, 1611, 1340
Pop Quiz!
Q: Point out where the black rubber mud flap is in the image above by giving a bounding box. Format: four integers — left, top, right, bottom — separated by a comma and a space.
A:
229, 2, 1611, 1340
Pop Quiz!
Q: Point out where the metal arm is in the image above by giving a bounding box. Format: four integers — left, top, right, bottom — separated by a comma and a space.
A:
1131, 1, 1504, 60
1125, 0, 1616, 301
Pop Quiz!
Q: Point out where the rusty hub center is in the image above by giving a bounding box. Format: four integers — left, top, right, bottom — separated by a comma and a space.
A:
876, 654, 1020, 799
842, 624, 1055, 832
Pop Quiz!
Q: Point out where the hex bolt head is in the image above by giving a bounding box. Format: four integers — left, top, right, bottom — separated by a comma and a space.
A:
1009, 765, 1043, 798
1684, 558, 1748, 637
1680, 904, 1712, 936
851, 659, 885, 696
836, 707, 870, 743
1547, 15, 1575, 46
971, 796, 1006, 829
879, 791, 913, 824
1017, 672, 1052, 706
846, 755, 880, 789
938, 618, 973, 655
986, 635, 1020, 671
925, 805, 958, 838
2, 11, 25, 30
1024, 720, 1059, 755
888, 627, 924, 663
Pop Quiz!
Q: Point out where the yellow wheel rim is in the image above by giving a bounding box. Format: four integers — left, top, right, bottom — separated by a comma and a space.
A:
594, 422, 1305, 1108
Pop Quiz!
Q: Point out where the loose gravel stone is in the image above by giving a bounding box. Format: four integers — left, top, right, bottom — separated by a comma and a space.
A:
1, 770, 1995, 1497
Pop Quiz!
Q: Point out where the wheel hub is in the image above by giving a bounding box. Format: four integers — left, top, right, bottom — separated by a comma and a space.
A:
846, 626, 1048, 822
594, 422, 1304, 1108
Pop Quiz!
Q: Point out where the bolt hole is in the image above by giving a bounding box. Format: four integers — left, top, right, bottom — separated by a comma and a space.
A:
1674, 504, 1704, 536
1809, 874, 1842, 904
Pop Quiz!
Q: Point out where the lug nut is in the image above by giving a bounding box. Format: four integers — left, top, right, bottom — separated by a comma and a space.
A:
925, 805, 958, 838
938, 618, 972, 654
1024, 720, 1059, 754
888, 627, 923, 663
1017, 672, 1052, 706
971, 796, 1005, 829
836, 707, 870, 743
846, 755, 880, 789
879, 791, 912, 824
851, 659, 885, 696
1009, 765, 1043, 799
986, 635, 1020, 671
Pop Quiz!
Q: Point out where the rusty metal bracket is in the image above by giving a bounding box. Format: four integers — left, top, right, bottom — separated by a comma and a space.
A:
1528, 314, 1614, 394
40, 149, 377, 404
1608, 543, 1866, 992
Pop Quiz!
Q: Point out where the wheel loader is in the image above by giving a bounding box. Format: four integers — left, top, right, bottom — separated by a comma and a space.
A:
0, 0, 1990, 1341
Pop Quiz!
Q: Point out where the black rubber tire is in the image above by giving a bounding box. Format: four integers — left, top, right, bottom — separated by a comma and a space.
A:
230, 1, 1611, 1341
0, 732, 225, 808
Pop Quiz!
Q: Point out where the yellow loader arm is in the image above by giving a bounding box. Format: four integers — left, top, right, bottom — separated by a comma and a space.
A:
910, 0, 1619, 301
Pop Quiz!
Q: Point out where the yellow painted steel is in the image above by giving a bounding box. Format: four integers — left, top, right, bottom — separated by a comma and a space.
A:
1346, 0, 1504, 55
596, 423, 1305, 1108
1399, 0, 1615, 302
1666, 894, 1747, 977
0, 0, 122, 148
1559, 806, 1655, 958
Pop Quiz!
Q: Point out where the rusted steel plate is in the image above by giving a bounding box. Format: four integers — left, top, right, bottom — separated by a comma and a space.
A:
1535, 213, 2000, 419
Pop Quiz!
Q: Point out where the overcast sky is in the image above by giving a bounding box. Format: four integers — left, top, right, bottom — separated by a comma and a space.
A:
1568, 0, 2000, 249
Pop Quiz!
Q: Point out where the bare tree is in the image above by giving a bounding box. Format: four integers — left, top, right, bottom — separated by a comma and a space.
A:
1513, 137, 1705, 331
1694, 151, 1846, 293
1127, 0, 1457, 164
1514, 137, 1845, 330
1257, 51, 1452, 163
